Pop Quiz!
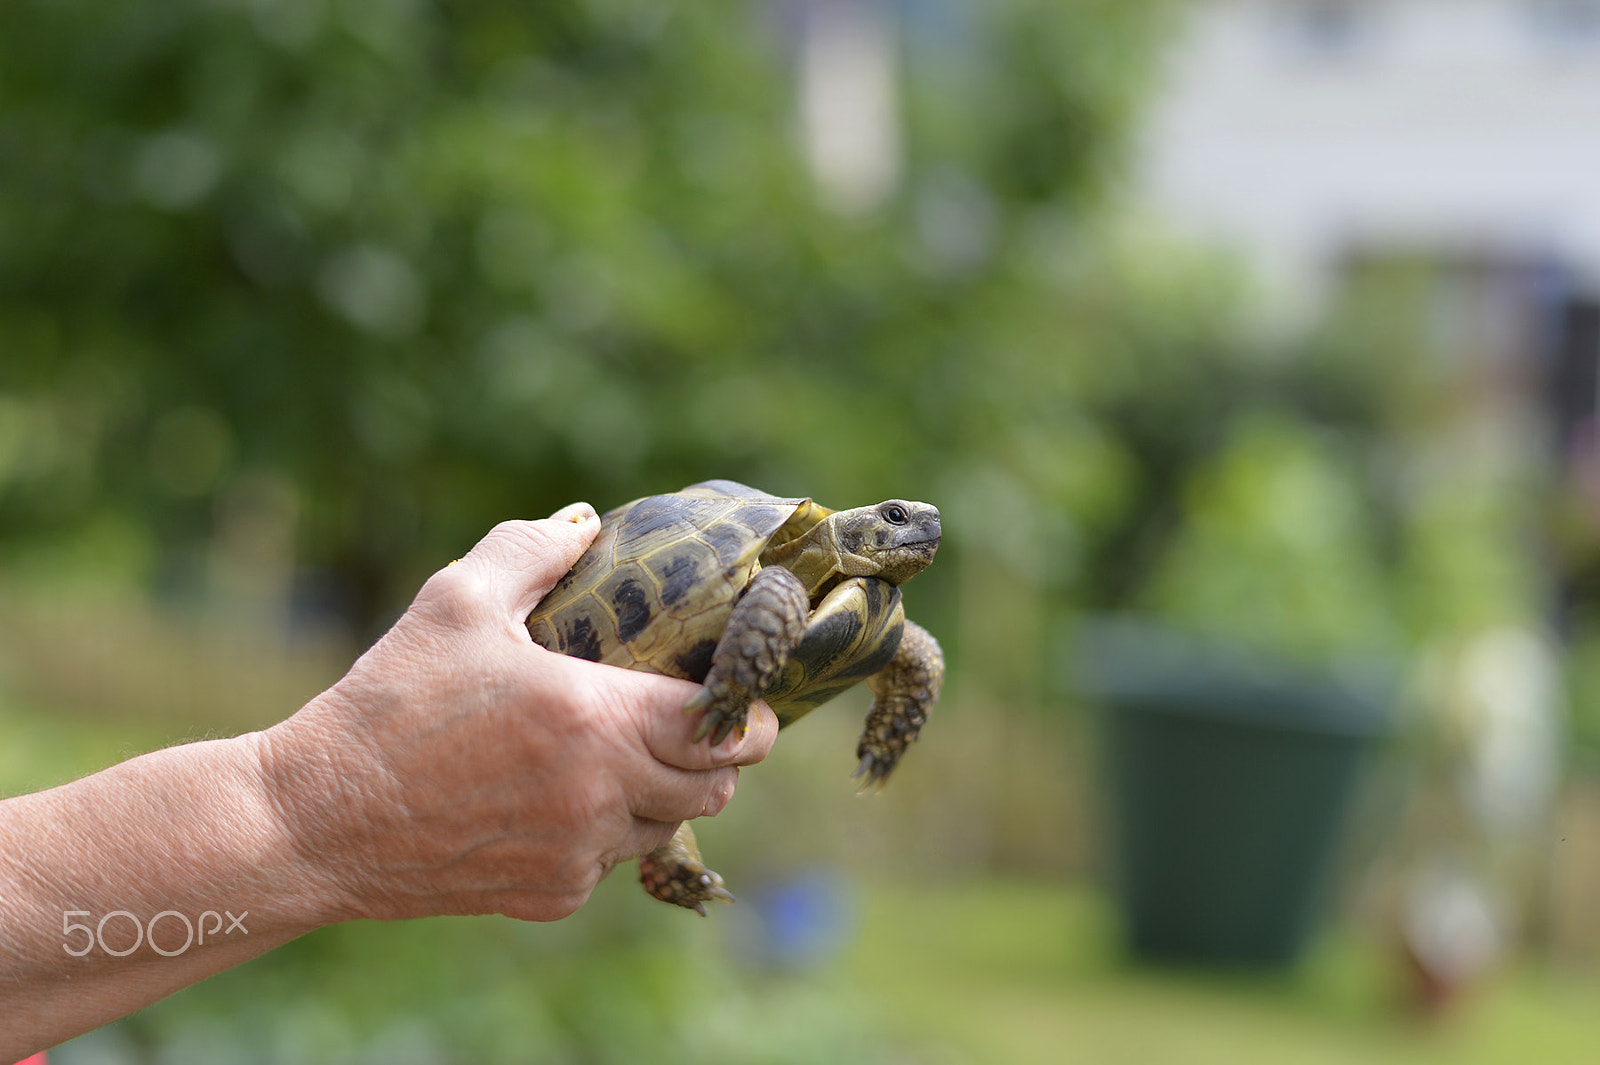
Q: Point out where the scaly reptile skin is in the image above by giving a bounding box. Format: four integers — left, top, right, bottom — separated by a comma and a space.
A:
856, 619, 944, 788
687, 565, 809, 744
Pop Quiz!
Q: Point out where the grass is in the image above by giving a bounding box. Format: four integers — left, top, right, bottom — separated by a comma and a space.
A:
41, 873, 1600, 1064
847, 880, 1600, 1065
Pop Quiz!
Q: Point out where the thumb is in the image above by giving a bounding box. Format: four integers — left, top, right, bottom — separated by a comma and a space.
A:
459, 503, 601, 617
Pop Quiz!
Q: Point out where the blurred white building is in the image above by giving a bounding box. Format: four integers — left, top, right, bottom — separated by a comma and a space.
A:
795, 0, 903, 215
1136, 2, 1600, 955
1134, 0, 1600, 312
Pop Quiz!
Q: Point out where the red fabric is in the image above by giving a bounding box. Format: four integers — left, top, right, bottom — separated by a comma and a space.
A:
14, 1055, 47, 1065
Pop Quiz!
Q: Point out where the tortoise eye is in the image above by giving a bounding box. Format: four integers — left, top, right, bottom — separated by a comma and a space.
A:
883, 504, 908, 525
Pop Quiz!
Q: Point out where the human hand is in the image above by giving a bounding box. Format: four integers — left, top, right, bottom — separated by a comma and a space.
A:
255, 503, 778, 924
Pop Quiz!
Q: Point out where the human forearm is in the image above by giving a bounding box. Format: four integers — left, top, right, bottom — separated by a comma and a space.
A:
0, 733, 327, 1057
0, 510, 775, 1056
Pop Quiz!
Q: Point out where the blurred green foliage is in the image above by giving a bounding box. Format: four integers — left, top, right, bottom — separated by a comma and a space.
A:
1, 0, 1553, 656
0, 0, 1182, 631
4, 0, 1513, 675
1136, 410, 1403, 662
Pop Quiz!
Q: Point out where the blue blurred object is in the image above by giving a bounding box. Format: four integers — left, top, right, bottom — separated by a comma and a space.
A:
732, 868, 858, 971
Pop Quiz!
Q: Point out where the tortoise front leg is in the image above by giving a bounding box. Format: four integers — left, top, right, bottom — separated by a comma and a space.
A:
639, 822, 733, 916
685, 564, 809, 744
856, 619, 944, 789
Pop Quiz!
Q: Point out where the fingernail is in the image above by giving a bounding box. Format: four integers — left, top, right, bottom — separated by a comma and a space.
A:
549, 501, 597, 524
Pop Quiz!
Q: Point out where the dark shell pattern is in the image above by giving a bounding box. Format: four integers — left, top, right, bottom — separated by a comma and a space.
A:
527, 480, 907, 726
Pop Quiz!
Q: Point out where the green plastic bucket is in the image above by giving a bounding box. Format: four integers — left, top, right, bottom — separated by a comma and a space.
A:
1077, 621, 1392, 966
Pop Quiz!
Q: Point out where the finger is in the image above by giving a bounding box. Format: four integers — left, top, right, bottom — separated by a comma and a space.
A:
564, 655, 707, 727
639, 689, 779, 772
459, 505, 600, 616
546, 501, 598, 524
618, 818, 681, 863
628, 764, 741, 825
726, 702, 778, 768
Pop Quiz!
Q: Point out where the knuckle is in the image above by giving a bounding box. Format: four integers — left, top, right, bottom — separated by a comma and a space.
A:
702, 769, 738, 817
551, 889, 592, 919
494, 519, 556, 560
554, 854, 594, 892
418, 562, 493, 620
645, 820, 680, 852
549, 854, 605, 904
522, 886, 590, 922
489, 518, 536, 540
488, 517, 575, 564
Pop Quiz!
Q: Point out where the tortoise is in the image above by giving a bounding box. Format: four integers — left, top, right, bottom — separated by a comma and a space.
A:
527, 479, 944, 914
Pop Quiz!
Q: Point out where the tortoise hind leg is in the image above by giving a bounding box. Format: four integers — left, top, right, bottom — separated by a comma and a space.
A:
856, 619, 944, 790
639, 822, 733, 916
686, 565, 809, 744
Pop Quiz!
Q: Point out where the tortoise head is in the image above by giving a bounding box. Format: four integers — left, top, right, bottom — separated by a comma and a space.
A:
826, 499, 942, 586
760, 497, 941, 595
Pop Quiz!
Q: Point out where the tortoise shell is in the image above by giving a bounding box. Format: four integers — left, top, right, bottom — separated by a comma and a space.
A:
527, 480, 906, 725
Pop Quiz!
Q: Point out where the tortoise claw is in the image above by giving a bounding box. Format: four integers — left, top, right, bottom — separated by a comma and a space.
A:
685, 687, 749, 746
688, 886, 737, 917
708, 714, 745, 746
852, 752, 895, 793
639, 843, 736, 916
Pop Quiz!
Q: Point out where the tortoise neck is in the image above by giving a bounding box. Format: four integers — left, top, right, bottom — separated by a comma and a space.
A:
760, 519, 854, 601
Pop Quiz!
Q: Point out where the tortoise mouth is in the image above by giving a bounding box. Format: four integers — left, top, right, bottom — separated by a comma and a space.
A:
871, 535, 940, 585
899, 535, 941, 565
